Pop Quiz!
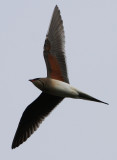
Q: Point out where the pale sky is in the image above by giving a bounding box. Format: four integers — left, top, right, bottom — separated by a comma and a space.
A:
0, 0, 117, 159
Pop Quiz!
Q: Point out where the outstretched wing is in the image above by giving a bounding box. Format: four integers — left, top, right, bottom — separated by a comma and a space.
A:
43, 5, 69, 83
12, 92, 63, 149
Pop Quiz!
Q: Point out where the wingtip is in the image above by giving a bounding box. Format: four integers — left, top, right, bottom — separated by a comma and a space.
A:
55, 5, 58, 8
11, 141, 19, 149
54, 5, 60, 11
11, 138, 25, 149
11, 143, 17, 149
11, 145, 15, 149
11, 139, 16, 149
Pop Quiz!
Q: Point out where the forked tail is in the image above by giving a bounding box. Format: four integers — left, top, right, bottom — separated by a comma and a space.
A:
78, 91, 108, 105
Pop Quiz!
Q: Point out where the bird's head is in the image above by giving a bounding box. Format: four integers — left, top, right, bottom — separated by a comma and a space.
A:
29, 78, 44, 90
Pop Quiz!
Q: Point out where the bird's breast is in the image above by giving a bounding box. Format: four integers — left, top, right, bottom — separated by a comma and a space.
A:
43, 78, 78, 98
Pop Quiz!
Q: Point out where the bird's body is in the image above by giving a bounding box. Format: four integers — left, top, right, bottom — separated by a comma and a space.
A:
12, 5, 108, 149
31, 78, 79, 98
31, 78, 108, 104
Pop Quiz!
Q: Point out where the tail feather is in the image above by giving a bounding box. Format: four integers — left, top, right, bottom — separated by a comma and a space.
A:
78, 92, 108, 105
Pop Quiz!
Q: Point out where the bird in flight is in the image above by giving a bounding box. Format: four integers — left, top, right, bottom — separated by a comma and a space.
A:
12, 5, 108, 149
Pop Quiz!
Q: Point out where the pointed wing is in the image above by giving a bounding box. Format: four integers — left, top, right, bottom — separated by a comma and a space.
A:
43, 5, 69, 83
12, 92, 63, 149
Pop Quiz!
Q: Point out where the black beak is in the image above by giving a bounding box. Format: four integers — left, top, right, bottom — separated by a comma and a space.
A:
29, 79, 33, 82
79, 92, 109, 105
